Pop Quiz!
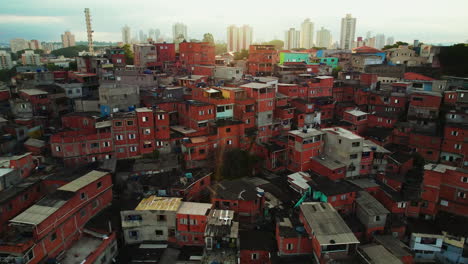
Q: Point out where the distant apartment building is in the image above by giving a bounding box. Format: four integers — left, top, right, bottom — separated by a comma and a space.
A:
173, 22, 188, 49
28, 39, 41, 50
375, 34, 386, 50
285, 28, 300, 50
21, 50, 41, 65
61, 31, 76, 48
340, 14, 357, 50
227, 24, 253, 52
122, 25, 131, 44
300, 18, 314, 49
10, 38, 29, 53
0, 50, 13, 70
316, 27, 332, 48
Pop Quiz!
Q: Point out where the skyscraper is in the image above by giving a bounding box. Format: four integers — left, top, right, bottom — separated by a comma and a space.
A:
300, 18, 314, 49
21, 50, 41, 65
340, 14, 356, 50
227, 25, 253, 52
139, 30, 147, 43
316, 27, 332, 48
173, 22, 188, 48
122, 25, 131, 44
386, 36, 395, 46
284, 28, 300, 50
375, 34, 386, 49
10, 38, 29, 53
154, 29, 161, 41
29, 40, 41, 50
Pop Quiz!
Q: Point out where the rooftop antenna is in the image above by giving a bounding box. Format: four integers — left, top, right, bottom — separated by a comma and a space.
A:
84, 8, 94, 54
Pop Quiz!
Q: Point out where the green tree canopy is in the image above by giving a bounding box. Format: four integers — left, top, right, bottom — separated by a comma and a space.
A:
219, 149, 261, 180
215, 43, 227, 55
439, 43, 468, 77
122, 44, 134, 65
262, 39, 284, 50
202, 33, 214, 44
234, 49, 249, 60
383, 41, 409, 50
51, 45, 88, 57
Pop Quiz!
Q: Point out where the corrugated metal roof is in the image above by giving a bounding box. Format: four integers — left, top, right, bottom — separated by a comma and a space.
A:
356, 191, 390, 216
58, 170, 108, 192
135, 196, 182, 211
10, 201, 66, 225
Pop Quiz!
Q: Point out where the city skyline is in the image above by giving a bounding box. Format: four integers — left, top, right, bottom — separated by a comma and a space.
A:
0, 0, 467, 45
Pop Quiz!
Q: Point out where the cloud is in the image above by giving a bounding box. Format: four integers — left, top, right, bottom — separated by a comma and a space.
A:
0, 15, 64, 24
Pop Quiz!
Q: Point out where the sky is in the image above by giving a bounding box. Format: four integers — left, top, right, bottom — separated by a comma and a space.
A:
0, 0, 467, 45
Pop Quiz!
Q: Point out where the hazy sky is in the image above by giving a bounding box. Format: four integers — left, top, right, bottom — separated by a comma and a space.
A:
0, 0, 467, 44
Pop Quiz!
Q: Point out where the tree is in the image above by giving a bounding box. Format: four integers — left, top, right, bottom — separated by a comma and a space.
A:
46, 63, 63, 71
215, 43, 227, 55
220, 149, 261, 180
234, 49, 249, 60
262, 40, 284, 50
332, 65, 343, 78
51, 45, 88, 57
69, 61, 78, 71
0, 67, 17, 83
122, 44, 134, 65
439, 43, 468, 77
202, 33, 214, 44
383, 41, 409, 50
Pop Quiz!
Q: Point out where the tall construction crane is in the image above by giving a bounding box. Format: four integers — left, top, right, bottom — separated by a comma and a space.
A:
84, 8, 94, 54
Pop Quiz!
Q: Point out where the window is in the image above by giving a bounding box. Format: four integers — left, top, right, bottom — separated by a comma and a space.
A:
349, 154, 358, 159
80, 209, 87, 217
341, 194, 347, 200
352, 142, 360, 147
97, 181, 102, 189
116, 135, 123, 140
90, 143, 99, 148
226, 128, 231, 133
180, 218, 188, 224
208, 109, 213, 114
450, 114, 457, 119
55, 146, 61, 152
142, 116, 149, 122
227, 140, 232, 145
129, 230, 139, 239
454, 144, 462, 150
157, 114, 164, 120
375, 215, 381, 221
114, 121, 122, 127
397, 202, 406, 208
189, 219, 198, 225
199, 110, 204, 115
458, 192, 466, 199
331, 196, 336, 202
130, 146, 137, 152
126, 215, 142, 221
103, 141, 110, 147
251, 253, 258, 260
50, 232, 57, 242
127, 120, 134, 126
440, 200, 449, 206
287, 243, 294, 250
80, 192, 87, 200
23, 193, 29, 201
156, 141, 163, 147
144, 129, 151, 135
199, 149, 206, 154
128, 134, 136, 139
117, 148, 125, 153
155, 230, 164, 236
461, 177, 468, 183
158, 215, 166, 221
92, 199, 99, 209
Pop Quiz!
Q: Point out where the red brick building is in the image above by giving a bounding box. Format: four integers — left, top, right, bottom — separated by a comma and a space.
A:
287, 128, 324, 172
175, 202, 212, 246
247, 45, 278, 76
0, 170, 113, 264
240, 230, 277, 264
179, 42, 215, 68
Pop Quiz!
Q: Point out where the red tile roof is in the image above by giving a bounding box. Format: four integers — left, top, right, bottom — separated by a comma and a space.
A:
353, 46, 383, 53
404, 72, 435, 81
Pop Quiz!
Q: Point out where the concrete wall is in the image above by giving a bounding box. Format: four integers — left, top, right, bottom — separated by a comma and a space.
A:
74, 99, 100, 112
324, 130, 363, 177
256, 111, 273, 127
355, 204, 387, 229
121, 210, 177, 244
99, 83, 140, 114
213, 66, 243, 81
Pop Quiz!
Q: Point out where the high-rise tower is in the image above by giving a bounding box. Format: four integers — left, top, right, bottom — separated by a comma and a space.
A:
84, 8, 94, 53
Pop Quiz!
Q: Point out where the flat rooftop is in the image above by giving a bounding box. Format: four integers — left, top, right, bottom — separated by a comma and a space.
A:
135, 196, 182, 211
289, 128, 324, 138
240, 82, 273, 89
323, 127, 362, 140
60, 234, 110, 264
312, 156, 346, 170
20, 88, 48, 96
177, 202, 211, 216
359, 244, 403, 264
356, 191, 390, 216
300, 202, 359, 246
345, 109, 368, 117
